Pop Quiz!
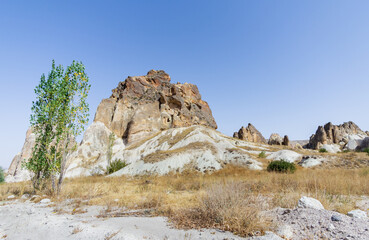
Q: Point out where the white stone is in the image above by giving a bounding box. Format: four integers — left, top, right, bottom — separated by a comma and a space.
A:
299, 157, 325, 168
40, 198, 51, 204
266, 150, 302, 163
320, 144, 341, 153
297, 196, 324, 210
347, 209, 367, 219
7, 195, 15, 200
345, 140, 360, 151
276, 225, 294, 239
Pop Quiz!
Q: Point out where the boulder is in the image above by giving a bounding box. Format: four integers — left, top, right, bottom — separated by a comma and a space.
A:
307, 121, 366, 150
268, 133, 283, 145
297, 196, 324, 210
282, 135, 290, 146
357, 137, 369, 151
94, 70, 217, 144
347, 209, 367, 219
320, 144, 341, 153
299, 156, 326, 168
233, 123, 267, 144
266, 150, 302, 163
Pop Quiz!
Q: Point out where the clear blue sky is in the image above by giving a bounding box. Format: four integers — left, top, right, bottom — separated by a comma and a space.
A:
1, 1, 369, 168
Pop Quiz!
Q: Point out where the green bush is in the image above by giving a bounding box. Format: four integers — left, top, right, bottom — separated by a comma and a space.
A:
267, 160, 296, 173
319, 148, 328, 153
258, 151, 266, 158
0, 167, 4, 183
106, 159, 128, 174
364, 148, 369, 156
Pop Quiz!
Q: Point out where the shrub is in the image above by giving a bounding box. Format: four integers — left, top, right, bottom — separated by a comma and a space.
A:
319, 148, 328, 153
106, 159, 128, 174
363, 148, 369, 156
267, 160, 296, 173
258, 151, 266, 158
0, 167, 4, 183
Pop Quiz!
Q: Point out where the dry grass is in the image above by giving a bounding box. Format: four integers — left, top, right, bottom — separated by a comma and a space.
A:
1, 166, 368, 236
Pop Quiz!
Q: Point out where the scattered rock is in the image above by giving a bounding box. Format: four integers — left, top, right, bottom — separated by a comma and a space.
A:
276, 224, 294, 239
331, 215, 342, 222
299, 156, 326, 168
233, 123, 267, 144
268, 133, 283, 145
21, 194, 30, 200
40, 198, 51, 204
7, 195, 15, 200
266, 150, 302, 163
347, 209, 367, 219
297, 196, 324, 210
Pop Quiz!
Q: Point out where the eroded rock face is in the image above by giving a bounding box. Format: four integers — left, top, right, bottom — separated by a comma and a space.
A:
268, 133, 283, 145
94, 70, 217, 144
6, 128, 35, 182
233, 123, 266, 144
307, 121, 367, 150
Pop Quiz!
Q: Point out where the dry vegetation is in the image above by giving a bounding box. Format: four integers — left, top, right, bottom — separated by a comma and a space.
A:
1, 166, 369, 237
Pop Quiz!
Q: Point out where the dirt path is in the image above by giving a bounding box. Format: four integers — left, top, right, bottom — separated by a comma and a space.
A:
0, 200, 246, 240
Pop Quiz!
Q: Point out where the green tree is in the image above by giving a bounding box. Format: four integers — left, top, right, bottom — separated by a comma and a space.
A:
0, 167, 4, 183
24, 60, 90, 193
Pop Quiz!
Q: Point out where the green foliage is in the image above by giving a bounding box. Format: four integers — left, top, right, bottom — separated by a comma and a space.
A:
24, 60, 90, 190
364, 148, 369, 156
267, 160, 296, 173
319, 148, 328, 153
106, 159, 128, 174
258, 151, 266, 158
0, 167, 4, 183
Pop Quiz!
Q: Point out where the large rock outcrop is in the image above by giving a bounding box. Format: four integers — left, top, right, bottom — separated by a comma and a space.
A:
233, 123, 267, 144
94, 70, 217, 144
6, 128, 35, 182
307, 121, 368, 150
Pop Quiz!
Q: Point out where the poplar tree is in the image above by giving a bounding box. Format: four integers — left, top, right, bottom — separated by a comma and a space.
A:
25, 60, 90, 193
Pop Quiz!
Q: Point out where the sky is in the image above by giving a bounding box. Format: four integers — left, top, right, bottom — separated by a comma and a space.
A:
1, 0, 369, 168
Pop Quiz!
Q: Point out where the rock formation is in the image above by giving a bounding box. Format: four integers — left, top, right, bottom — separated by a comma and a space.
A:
268, 133, 283, 145
6, 128, 35, 182
94, 70, 217, 144
233, 123, 266, 144
307, 121, 367, 150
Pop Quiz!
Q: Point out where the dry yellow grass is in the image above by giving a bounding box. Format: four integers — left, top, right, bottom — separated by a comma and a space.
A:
1, 166, 368, 236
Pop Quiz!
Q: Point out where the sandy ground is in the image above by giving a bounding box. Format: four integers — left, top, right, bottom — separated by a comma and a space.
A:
0, 200, 246, 240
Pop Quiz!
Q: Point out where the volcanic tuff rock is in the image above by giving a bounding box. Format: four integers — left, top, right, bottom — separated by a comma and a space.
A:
268, 133, 283, 145
307, 121, 367, 150
94, 70, 217, 144
233, 123, 267, 144
6, 128, 35, 182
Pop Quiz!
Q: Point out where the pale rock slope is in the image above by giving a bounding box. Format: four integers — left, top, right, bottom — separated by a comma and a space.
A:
66, 124, 264, 177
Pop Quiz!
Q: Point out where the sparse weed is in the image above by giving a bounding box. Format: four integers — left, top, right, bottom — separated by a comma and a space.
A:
106, 159, 128, 174
258, 151, 266, 158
